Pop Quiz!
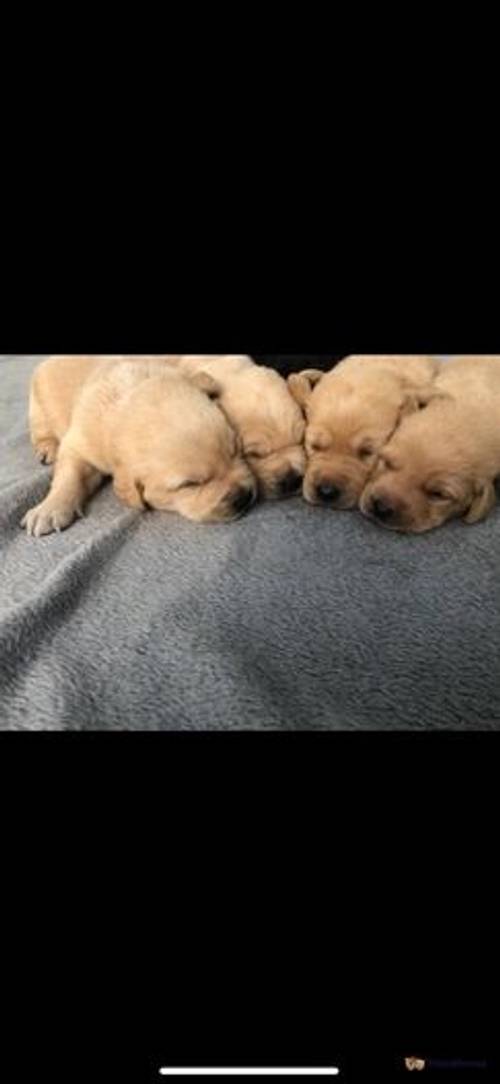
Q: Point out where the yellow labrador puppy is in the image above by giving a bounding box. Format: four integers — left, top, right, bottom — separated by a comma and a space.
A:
360, 356, 500, 532
22, 355, 257, 537
170, 356, 306, 499
288, 355, 440, 509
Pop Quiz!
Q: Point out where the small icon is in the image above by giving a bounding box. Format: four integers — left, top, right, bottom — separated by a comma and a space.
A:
404, 1058, 425, 1072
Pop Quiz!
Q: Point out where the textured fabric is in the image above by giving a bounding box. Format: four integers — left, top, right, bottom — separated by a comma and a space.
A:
1, 355, 499, 730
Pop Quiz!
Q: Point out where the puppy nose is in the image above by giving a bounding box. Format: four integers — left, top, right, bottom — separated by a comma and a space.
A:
371, 496, 394, 522
279, 469, 303, 496
231, 486, 256, 515
315, 482, 342, 503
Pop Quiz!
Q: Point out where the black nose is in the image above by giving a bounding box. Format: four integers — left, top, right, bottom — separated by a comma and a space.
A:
371, 497, 394, 521
279, 469, 303, 496
232, 487, 255, 515
315, 482, 342, 503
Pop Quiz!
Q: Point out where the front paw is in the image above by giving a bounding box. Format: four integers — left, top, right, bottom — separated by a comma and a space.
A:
21, 500, 79, 537
33, 438, 58, 465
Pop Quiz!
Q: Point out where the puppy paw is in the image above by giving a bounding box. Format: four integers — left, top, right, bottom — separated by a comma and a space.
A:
33, 438, 58, 465
21, 499, 80, 537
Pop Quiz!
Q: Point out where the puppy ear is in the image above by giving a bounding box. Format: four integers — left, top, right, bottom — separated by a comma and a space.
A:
189, 370, 221, 400
113, 468, 148, 510
398, 385, 449, 419
463, 479, 496, 524
287, 369, 324, 410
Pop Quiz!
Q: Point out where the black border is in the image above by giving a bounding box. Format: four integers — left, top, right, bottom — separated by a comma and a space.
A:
2, 731, 497, 1081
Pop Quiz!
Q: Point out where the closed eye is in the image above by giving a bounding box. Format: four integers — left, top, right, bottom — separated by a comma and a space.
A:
426, 488, 450, 501
176, 478, 213, 490
308, 439, 330, 453
358, 444, 375, 461
246, 448, 268, 460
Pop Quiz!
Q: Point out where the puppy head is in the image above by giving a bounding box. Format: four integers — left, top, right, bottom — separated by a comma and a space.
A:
223, 366, 306, 499
289, 366, 435, 509
359, 408, 497, 533
111, 370, 257, 523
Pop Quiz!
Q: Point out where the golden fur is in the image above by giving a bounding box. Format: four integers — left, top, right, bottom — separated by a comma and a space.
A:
22, 355, 256, 536
170, 356, 306, 498
288, 355, 440, 508
360, 356, 500, 532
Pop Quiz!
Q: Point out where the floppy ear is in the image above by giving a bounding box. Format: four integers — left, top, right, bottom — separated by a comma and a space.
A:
398, 385, 450, 419
113, 468, 148, 510
463, 479, 496, 524
189, 370, 221, 399
287, 369, 324, 411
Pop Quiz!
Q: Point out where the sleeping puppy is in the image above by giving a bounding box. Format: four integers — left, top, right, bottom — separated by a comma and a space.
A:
170, 356, 306, 499
22, 355, 257, 536
360, 356, 500, 532
288, 355, 440, 509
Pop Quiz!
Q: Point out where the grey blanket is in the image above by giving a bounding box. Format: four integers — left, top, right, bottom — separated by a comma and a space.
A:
1, 355, 499, 730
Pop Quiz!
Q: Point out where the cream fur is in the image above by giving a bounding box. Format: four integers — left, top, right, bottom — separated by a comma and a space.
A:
360, 356, 500, 532
22, 355, 256, 536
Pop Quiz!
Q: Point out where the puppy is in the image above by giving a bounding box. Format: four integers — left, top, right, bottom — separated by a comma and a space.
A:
169, 356, 306, 499
288, 355, 440, 509
22, 355, 256, 537
360, 356, 500, 532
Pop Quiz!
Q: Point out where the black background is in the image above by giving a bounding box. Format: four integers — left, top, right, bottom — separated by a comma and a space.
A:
2, 734, 497, 1081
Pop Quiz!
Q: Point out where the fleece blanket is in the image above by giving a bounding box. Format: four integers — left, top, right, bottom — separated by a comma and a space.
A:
1, 355, 499, 730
